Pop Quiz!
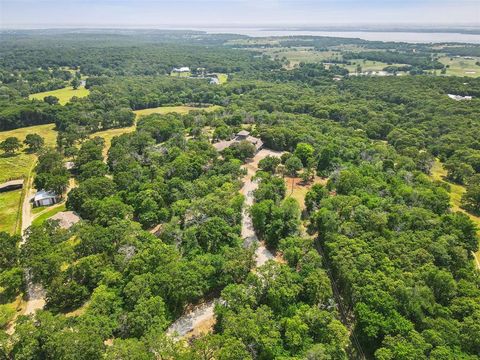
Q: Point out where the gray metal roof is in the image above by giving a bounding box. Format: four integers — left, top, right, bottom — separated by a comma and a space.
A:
34, 190, 57, 201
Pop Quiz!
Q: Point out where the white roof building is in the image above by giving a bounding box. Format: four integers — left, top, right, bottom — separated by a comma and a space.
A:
173, 67, 191, 73
33, 190, 58, 207
448, 94, 473, 101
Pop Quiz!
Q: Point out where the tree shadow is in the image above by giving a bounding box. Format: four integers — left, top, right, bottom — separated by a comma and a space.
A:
0, 152, 20, 158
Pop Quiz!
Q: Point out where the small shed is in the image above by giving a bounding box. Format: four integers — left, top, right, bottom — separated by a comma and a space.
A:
33, 190, 58, 207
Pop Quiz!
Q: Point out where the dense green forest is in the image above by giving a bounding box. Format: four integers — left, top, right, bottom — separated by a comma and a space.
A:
0, 30, 479, 359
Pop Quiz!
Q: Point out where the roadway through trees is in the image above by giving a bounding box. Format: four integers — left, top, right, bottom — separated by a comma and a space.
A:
166, 149, 282, 338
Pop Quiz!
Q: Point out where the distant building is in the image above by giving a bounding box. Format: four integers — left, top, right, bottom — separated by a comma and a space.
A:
172, 67, 191, 73
236, 130, 250, 139
448, 94, 473, 101
213, 130, 263, 153
33, 190, 58, 207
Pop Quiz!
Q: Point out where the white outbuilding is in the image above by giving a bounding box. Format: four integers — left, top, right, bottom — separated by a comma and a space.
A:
33, 190, 58, 207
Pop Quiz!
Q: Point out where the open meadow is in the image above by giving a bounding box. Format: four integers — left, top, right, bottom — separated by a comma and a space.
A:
439, 56, 480, 77
0, 124, 57, 183
430, 159, 480, 268
0, 124, 57, 234
29, 86, 90, 105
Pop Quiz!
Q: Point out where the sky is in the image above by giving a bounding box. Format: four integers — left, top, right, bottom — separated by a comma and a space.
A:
0, 0, 479, 28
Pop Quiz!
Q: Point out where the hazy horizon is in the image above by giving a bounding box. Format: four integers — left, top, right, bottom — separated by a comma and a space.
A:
1, 0, 479, 29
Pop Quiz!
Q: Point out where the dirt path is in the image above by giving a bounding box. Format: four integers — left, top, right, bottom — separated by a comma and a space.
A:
166, 149, 283, 339
19, 173, 47, 315
20, 178, 76, 317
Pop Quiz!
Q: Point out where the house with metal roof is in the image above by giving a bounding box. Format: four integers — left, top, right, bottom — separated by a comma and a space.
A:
33, 190, 59, 207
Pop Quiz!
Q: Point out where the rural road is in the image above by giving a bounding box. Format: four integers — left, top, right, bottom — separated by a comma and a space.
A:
166, 149, 282, 338
20, 173, 47, 315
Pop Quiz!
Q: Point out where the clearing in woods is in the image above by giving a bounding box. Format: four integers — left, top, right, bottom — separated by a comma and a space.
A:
430, 159, 480, 269
92, 105, 222, 157
0, 124, 57, 234
0, 124, 58, 183
285, 176, 328, 210
29, 86, 90, 105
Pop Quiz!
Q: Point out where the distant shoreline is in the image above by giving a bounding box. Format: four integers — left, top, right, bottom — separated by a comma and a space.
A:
2, 26, 480, 44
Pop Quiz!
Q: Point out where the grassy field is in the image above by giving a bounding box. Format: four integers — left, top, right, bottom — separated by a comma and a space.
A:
342, 59, 396, 73
31, 203, 66, 227
0, 190, 22, 234
430, 159, 480, 269
216, 73, 228, 84
29, 86, 90, 105
285, 176, 328, 210
0, 124, 57, 183
431, 159, 467, 213
92, 126, 136, 158
0, 124, 57, 234
261, 48, 339, 68
133, 105, 221, 117
439, 56, 480, 77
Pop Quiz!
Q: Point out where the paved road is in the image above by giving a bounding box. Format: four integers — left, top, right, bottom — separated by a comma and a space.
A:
166, 149, 282, 338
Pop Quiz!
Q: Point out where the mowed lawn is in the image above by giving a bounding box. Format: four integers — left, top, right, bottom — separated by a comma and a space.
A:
0, 124, 57, 183
0, 189, 22, 233
29, 86, 90, 105
92, 105, 222, 157
31, 203, 67, 227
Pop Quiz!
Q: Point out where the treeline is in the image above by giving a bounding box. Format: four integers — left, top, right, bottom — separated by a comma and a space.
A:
0, 98, 60, 131
260, 63, 348, 86
0, 37, 281, 78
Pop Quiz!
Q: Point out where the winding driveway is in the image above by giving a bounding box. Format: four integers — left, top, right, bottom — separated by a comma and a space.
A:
167, 149, 282, 338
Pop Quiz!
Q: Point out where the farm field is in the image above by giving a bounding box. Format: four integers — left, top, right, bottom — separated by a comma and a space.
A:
0, 124, 57, 234
0, 124, 57, 183
29, 86, 90, 105
439, 56, 480, 77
